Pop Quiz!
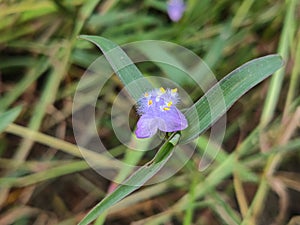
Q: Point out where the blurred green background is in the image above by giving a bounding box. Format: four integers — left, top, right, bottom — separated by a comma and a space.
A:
0, 0, 299, 224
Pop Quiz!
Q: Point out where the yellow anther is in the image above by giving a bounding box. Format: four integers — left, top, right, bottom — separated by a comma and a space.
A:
171, 88, 177, 93
167, 101, 173, 107
144, 92, 149, 97
163, 107, 170, 111
159, 87, 166, 93
148, 99, 153, 106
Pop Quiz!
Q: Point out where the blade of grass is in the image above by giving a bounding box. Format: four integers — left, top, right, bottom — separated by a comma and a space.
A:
13, 0, 100, 161
78, 133, 181, 225
284, 30, 300, 116
5, 124, 120, 169
210, 191, 241, 225
181, 54, 284, 143
94, 136, 153, 224
72, 0, 101, 40
0, 106, 22, 133
0, 57, 49, 111
141, 153, 239, 225
0, 1, 56, 16
0, 160, 89, 188
242, 2, 297, 224
260, 0, 295, 127
183, 171, 198, 225
106, 176, 185, 215
13, 44, 68, 161
113, 136, 152, 184
141, 128, 262, 224
79, 35, 153, 100
196, 136, 258, 182
232, 0, 254, 28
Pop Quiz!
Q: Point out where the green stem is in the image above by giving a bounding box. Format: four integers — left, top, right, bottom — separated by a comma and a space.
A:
284, 30, 300, 116
260, 0, 296, 127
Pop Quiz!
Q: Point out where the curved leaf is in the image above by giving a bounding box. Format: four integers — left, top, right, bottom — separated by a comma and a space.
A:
78, 133, 180, 225
79, 35, 153, 101
181, 55, 284, 143
0, 106, 22, 133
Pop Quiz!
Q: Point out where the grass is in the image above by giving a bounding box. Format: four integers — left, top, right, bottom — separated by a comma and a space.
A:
0, 0, 299, 224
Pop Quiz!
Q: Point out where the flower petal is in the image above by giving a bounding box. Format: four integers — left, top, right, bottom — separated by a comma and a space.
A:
135, 87, 188, 139
167, 0, 186, 22
135, 115, 159, 138
157, 107, 188, 132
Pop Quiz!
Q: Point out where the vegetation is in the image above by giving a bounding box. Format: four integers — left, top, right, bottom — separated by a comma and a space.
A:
0, 0, 299, 224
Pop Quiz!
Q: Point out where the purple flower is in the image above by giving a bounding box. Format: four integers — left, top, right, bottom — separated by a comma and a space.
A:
167, 0, 186, 22
135, 87, 188, 138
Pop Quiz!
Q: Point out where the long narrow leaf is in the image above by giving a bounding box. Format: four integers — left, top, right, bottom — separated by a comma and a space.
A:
79, 35, 153, 101
0, 106, 22, 133
181, 54, 284, 143
78, 134, 180, 225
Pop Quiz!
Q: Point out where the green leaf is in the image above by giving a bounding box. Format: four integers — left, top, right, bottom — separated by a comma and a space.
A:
0, 106, 22, 133
77, 36, 283, 224
79, 35, 153, 101
79, 37, 283, 145
78, 133, 180, 225
181, 54, 284, 143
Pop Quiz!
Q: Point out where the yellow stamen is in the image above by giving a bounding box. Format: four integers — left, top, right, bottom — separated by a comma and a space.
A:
171, 88, 177, 93
144, 92, 149, 97
159, 87, 166, 93
148, 99, 153, 105
163, 107, 170, 111
167, 101, 173, 107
